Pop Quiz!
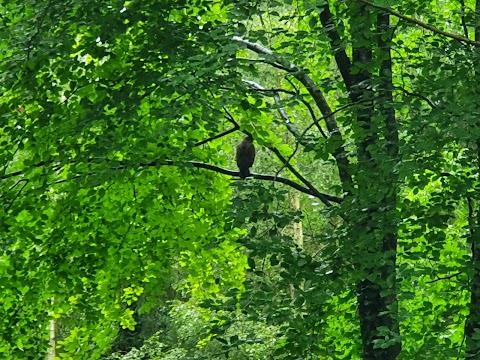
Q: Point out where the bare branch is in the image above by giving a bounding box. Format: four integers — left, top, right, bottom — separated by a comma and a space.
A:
459, 0, 470, 39
143, 160, 342, 205
194, 124, 239, 147
244, 80, 327, 138
318, 2, 354, 91
398, 87, 435, 109
233, 36, 352, 187
4, 179, 29, 213
242, 79, 301, 138
265, 146, 332, 204
360, 0, 480, 47
222, 110, 329, 203
1, 161, 52, 180
426, 272, 462, 283
1, 158, 342, 205
253, 173, 342, 205
233, 36, 275, 56
248, 87, 296, 96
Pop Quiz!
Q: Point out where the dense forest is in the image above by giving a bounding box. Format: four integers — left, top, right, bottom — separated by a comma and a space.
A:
1, 0, 480, 359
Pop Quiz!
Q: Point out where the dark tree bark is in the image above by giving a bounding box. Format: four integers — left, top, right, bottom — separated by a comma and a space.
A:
346, 2, 400, 358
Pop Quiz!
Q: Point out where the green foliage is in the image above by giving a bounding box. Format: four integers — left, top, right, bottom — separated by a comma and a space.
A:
2, 0, 480, 359
107, 301, 280, 360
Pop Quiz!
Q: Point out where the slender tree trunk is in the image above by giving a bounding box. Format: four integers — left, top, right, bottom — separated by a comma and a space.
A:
289, 192, 304, 299
319, 1, 400, 356
290, 192, 304, 249
46, 298, 57, 360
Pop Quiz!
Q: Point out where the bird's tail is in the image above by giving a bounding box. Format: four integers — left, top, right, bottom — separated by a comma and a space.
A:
239, 168, 250, 179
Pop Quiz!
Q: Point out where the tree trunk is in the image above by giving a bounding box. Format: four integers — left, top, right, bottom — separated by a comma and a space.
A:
348, 3, 400, 358
46, 298, 57, 360
289, 192, 304, 299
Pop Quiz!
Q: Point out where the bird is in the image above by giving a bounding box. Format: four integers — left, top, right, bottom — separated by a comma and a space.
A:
236, 135, 255, 179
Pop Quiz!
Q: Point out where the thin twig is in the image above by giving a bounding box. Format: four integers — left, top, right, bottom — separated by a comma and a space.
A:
459, 0, 470, 39
242, 79, 301, 138
426, 272, 462, 283
4, 179, 29, 212
360, 0, 480, 47
194, 124, 239, 147
398, 87, 435, 109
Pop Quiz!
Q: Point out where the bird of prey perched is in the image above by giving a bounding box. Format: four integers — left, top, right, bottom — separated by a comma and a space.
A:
236, 135, 255, 179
